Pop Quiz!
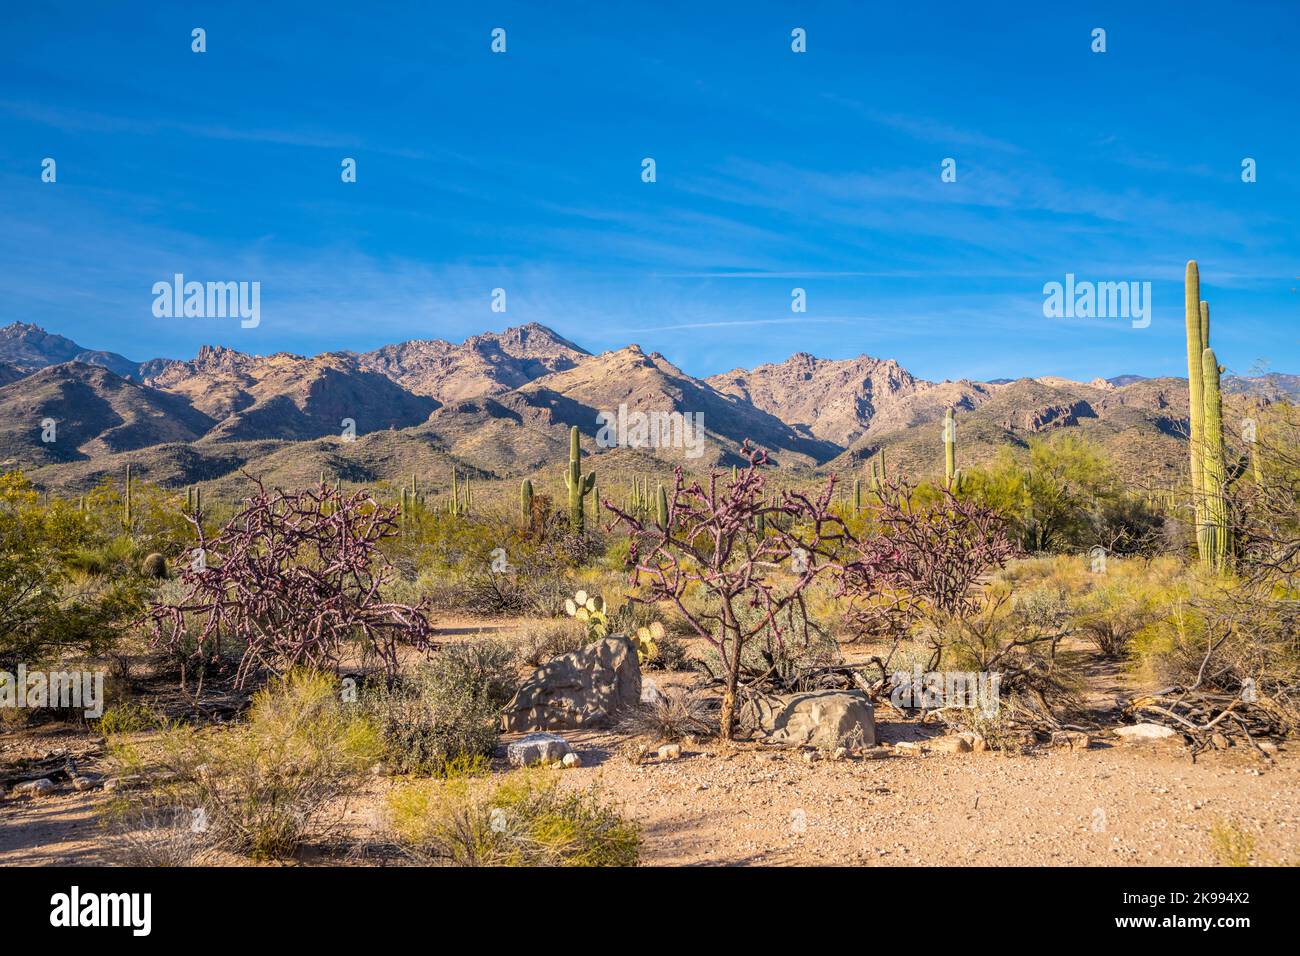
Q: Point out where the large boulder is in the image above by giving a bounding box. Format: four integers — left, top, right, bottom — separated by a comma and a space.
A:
743, 690, 876, 750
502, 636, 642, 732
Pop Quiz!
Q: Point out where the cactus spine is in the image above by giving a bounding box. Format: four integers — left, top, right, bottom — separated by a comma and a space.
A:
1200, 347, 1230, 572
563, 426, 595, 534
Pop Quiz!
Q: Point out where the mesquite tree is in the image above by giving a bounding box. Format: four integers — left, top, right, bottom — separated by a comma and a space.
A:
605, 444, 846, 739
145, 477, 434, 688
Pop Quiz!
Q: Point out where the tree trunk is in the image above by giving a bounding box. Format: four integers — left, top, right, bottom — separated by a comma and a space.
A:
720, 637, 742, 740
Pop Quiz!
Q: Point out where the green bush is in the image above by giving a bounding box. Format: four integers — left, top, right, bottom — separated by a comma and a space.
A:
98, 700, 161, 736
387, 771, 640, 866
107, 670, 380, 860
363, 641, 515, 775
0, 472, 145, 668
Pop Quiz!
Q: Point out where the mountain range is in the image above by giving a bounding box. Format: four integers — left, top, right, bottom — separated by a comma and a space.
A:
1, 320, 1296, 497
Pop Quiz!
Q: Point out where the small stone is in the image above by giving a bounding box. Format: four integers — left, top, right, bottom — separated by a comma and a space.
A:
1052, 731, 1091, 751
71, 776, 98, 792
658, 743, 682, 760
507, 732, 573, 767
1210, 733, 1230, 750
560, 752, 581, 769
894, 741, 924, 754
929, 735, 973, 755
14, 778, 55, 797
1115, 723, 1179, 742
1257, 741, 1279, 755
831, 747, 849, 762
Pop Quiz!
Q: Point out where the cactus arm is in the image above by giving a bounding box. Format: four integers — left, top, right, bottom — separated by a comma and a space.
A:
1200, 347, 1229, 572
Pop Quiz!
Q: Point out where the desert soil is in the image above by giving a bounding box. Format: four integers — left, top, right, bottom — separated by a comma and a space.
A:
2, 617, 1297, 867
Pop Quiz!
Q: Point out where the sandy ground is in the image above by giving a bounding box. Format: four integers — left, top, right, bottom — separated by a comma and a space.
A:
2, 616, 1296, 867
3, 722, 1296, 867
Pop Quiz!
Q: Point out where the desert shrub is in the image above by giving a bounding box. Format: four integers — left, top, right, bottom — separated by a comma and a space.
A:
109, 807, 215, 867
65, 534, 137, 576
1070, 579, 1162, 658
644, 630, 691, 671
1133, 577, 1300, 730
362, 643, 512, 775
620, 687, 715, 741
387, 771, 640, 866
699, 597, 842, 691
1209, 819, 1258, 867
98, 700, 161, 736
517, 620, 589, 667
435, 639, 519, 708
0, 472, 144, 667
83, 477, 194, 558
107, 670, 380, 860
929, 584, 1084, 718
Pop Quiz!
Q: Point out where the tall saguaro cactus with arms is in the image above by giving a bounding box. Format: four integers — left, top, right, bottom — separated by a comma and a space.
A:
564, 426, 596, 534
1184, 261, 1230, 572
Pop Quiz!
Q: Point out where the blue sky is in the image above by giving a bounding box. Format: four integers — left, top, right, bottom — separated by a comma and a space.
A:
1, 1, 1296, 382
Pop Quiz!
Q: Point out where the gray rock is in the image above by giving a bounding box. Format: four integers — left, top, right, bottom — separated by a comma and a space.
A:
744, 690, 876, 750
14, 778, 55, 797
1115, 722, 1179, 742
506, 733, 573, 767
1052, 730, 1091, 750
560, 752, 582, 769
658, 743, 682, 760
502, 636, 642, 732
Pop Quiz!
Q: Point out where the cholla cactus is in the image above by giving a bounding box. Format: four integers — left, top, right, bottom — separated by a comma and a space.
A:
564, 589, 607, 640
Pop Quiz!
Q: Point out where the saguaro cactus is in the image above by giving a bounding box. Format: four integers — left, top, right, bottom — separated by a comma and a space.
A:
853, 478, 862, 512
943, 408, 957, 488
563, 426, 596, 534
124, 464, 133, 530
1201, 347, 1230, 572
656, 482, 669, 529
521, 479, 534, 523
1185, 262, 1207, 542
